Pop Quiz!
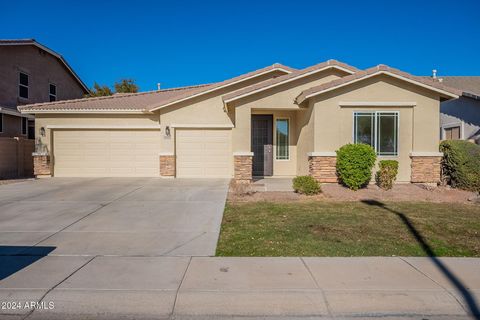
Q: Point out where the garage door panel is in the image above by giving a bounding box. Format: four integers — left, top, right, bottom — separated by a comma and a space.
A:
176, 129, 232, 178
54, 130, 160, 177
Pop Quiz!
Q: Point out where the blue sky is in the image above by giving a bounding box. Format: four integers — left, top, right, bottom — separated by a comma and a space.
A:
2, 0, 479, 91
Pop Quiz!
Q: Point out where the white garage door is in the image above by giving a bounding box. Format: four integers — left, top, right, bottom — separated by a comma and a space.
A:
53, 129, 161, 177
176, 129, 232, 178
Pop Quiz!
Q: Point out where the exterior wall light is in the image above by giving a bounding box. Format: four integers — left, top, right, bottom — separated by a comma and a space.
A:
40, 127, 46, 137
165, 126, 171, 137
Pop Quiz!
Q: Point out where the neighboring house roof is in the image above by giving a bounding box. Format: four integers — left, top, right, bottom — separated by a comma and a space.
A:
0, 39, 89, 93
222, 59, 359, 103
19, 64, 294, 113
17, 84, 212, 113
296, 64, 462, 104
438, 76, 480, 100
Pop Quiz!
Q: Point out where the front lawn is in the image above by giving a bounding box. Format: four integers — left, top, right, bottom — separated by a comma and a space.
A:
216, 201, 480, 256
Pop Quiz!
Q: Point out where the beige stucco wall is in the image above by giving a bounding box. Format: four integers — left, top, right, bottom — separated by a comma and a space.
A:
230, 69, 349, 176
310, 75, 442, 182
35, 114, 161, 155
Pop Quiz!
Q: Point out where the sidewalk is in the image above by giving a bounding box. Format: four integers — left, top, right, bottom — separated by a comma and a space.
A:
0, 256, 479, 319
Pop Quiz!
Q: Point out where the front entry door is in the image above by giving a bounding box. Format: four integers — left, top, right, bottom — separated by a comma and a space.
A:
251, 115, 273, 176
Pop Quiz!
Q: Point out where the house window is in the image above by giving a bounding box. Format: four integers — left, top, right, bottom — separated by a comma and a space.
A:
21, 117, 27, 135
354, 111, 398, 156
276, 118, 289, 160
49, 83, 57, 102
19, 72, 29, 99
444, 126, 461, 140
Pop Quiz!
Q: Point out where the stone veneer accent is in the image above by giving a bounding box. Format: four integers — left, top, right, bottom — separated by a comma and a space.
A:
234, 155, 253, 183
308, 155, 338, 183
159, 155, 175, 177
410, 155, 442, 184
33, 153, 51, 177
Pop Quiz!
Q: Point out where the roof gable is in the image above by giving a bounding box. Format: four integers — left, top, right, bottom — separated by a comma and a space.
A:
296, 65, 461, 104
0, 39, 89, 93
222, 59, 358, 103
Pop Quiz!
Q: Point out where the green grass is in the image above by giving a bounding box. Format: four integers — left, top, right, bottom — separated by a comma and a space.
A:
216, 201, 480, 257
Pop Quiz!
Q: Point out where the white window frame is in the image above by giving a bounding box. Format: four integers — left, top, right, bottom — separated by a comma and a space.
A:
21, 116, 27, 135
353, 111, 399, 157
441, 121, 464, 140
275, 117, 290, 161
49, 83, 57, 102
18, 71, 29, 99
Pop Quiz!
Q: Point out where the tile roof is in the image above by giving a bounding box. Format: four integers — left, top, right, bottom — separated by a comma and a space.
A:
19, 63, 294, 113
437, 76, 480, 99
222, 59, 359, 102
17, 84, 213, 112
0, 39, 89, 93
296, 64, 462, 104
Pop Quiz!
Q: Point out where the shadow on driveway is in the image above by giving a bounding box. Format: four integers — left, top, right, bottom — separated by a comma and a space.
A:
362, 199, 479, 319
0, 246, 56, 280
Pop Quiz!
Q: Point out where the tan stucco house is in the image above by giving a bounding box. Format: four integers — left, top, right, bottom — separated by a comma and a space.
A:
19, 60, 461, 184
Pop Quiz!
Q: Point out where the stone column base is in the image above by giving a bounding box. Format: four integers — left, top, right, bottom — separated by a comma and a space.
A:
308, 153, 338, 183
410, 152, 442, 184
159, 154, 175, 177
33, 153, 51, 178
234, 153, 253, 183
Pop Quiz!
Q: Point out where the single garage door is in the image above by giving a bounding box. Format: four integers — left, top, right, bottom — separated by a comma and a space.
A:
53, 129, 161, 177
176, 129, 232, 178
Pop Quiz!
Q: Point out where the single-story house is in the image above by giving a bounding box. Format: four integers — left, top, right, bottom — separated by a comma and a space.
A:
19, 60, 461, 184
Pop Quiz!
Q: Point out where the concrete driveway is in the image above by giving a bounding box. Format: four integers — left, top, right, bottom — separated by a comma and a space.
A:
0, 178, 229, 256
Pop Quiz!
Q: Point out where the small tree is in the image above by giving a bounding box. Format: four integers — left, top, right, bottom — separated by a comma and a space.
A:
86, 82, 113, 97
114, 79, 139, 93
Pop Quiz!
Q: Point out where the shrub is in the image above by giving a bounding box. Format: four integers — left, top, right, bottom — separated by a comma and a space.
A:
336, 144, 376, 190
292, 176, 321, 195
376, 160, 399, 190
440, 140, 480, 192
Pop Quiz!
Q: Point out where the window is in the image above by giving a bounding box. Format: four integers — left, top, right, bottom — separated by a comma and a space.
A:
49, 83, 57, 102
276, 118, 289, 160
354, 111, 398, 156
21, 117, 27, 135
444, 126, 461, 140
19, 72, 29, 99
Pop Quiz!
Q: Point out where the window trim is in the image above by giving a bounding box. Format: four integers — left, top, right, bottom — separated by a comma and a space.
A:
18, 71, 29, 99
21, 116, 27, 135
275, 117, 290, 161
353, 111, 400, 157
441, 121, 464, 140
49, 83, 57, 102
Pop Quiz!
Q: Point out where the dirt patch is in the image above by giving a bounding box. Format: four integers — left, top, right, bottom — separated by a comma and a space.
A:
228, 181, 478, 204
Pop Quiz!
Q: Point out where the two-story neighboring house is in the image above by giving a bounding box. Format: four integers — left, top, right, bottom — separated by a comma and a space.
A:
0, 39, 89, 139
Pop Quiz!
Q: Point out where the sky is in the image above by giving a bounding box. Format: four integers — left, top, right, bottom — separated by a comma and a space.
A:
2, 0, 480, 91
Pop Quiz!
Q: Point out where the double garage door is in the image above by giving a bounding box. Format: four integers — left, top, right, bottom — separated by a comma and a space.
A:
53, 129, 232, 178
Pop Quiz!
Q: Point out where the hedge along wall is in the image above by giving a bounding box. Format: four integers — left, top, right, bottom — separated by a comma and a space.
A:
440, 140, 480, 192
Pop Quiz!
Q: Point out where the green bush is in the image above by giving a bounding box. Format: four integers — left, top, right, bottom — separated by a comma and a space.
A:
336, 144, 377, 190
440, 140, 480, 192
376, 160, 399, 190
292, 176, 321, 195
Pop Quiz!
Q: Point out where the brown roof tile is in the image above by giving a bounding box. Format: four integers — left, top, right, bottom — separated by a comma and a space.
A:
296, 65, 462, 104
19, 63, 294, 113
222, 59, 359, 102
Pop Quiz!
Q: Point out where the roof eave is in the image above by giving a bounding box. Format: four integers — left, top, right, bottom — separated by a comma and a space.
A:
19, 109, 152, 115
0, 40, 90, 93
297, 70, 461, 104
223, 65, 357, 104
147, 66, 293, 112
